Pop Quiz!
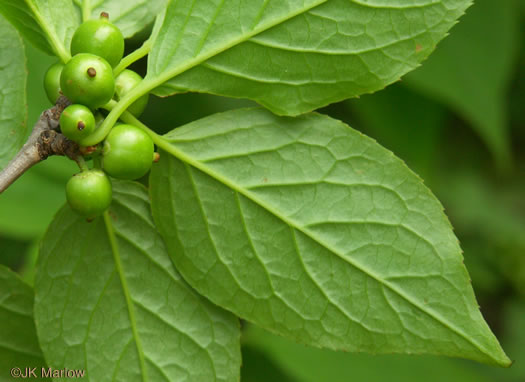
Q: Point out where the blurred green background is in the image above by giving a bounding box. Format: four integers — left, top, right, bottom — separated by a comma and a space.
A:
1, 0, 524, 380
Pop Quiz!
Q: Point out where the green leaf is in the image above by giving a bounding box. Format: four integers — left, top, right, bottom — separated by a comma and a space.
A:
404, 0, 521, 167
0, 14, 26, 171
0, 1, 52, 56
34, 180, 241, 382
0, 265, 49, 381
74, 0, 168, 38
243, 323, 495, 382
145, 0, 472, 116
0, 0, 79, 62
149, 108, 510, 366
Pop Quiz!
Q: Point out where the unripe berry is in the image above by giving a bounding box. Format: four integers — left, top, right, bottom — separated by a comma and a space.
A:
60, 53, 115, 109
115, 69, 149, 117
43, 62, 64, 104
102, 124, 154, 180
60, 104, 96, 142
66, 170, 112, 218
70, 13, 125, 68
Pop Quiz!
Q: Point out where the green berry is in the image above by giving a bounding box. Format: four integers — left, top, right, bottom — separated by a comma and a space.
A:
66, 170, 112, 218
60, 53, 115, 109
43, 62, 64, 104
60, 104, 96, 142
70, 15, 124, 67
115, 69, 149, 117
102, 124, 154, 180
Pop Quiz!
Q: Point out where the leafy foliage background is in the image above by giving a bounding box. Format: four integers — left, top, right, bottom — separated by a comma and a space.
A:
0, 0, 524, 380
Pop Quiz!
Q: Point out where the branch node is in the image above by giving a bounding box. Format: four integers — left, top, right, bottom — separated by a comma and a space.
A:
0, 96, 80, 193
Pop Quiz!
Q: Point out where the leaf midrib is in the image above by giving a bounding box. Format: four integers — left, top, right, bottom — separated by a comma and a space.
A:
144, 0, 329, 91
92, 0, 330, 146
154, 134, 494, 362
103, 212, 149, 382
24, 0, 70, 62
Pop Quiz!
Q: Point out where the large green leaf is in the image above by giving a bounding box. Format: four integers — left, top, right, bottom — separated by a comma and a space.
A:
145, 0, 472, 116
243, 324, 494, 382
0, 0, 79, 62
34, 181, 241, 381
150, 108, 509, 366
404, 0, 521, 167
0, 265, 49, 381
74, 0, 168, 38
0, 14, 27, 171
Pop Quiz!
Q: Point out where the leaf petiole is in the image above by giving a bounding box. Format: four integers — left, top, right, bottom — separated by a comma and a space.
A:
117, 110, 160, 142
81, 80, 155, 146
113, 39, 151, 77
81, 0, 91, 22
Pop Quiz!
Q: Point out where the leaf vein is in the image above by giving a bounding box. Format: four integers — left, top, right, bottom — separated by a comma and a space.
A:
103, 212, 149, 382
157, 136, 492, 358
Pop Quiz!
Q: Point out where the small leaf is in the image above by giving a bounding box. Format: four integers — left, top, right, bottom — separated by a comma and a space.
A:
0, 0, 79, 62
74, 0, 168, 38
146, 0, 472, 115
34, 181, 241, 381
0, 265, 49, 381
0, 13, 27, 170
404, 0, 521, 167
150, 108, 510, 366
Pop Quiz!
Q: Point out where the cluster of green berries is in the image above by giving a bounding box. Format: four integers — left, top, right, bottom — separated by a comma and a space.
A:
43, 13, 154, 219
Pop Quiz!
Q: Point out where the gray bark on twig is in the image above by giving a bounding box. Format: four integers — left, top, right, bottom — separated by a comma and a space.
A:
0, 96, 81, 193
